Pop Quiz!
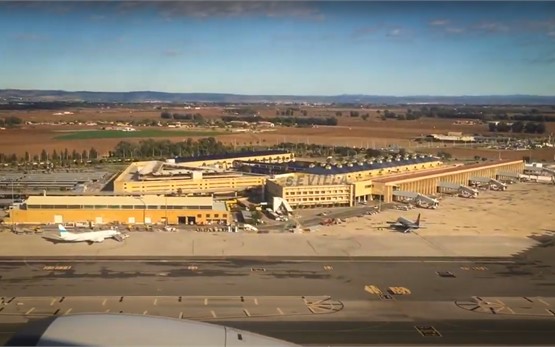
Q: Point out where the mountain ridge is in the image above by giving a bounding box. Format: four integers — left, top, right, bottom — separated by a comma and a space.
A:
1, 89, 555, 105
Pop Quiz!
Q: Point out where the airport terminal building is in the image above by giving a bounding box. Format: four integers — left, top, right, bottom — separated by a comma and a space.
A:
114, 160, 266, 195
7, 195, 230, 226
265, 156, 525, 208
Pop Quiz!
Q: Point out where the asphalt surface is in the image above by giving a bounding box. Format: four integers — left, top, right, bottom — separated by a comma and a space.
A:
0, 234, 555, 345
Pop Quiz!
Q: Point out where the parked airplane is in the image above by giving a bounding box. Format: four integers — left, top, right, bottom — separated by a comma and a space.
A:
43, 225, 128, 244
387, 213, 422, 233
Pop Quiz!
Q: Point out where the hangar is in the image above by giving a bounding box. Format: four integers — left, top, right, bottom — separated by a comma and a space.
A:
6, 195, 230, 226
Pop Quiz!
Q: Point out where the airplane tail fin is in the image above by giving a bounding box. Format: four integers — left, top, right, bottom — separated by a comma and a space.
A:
415, 213, 421, 226
58, 224, 68, 235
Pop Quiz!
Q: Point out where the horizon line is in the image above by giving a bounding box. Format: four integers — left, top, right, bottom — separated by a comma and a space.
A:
1, 88, 555, 98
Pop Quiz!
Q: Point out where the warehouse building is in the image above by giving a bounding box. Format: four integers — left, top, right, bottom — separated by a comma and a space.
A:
114, 161, 266, 195
6, 195, 230, 225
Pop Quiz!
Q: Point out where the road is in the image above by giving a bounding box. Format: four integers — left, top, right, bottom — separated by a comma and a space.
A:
1, 236, 554, 345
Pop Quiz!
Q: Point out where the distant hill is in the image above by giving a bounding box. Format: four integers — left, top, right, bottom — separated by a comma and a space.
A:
1, 89, 554, 105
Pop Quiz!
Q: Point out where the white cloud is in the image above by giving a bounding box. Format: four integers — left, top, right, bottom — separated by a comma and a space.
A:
387, 28, 402, 37
473, 22, 510, 33
445, 27, 465, 34
429, 19, 449, 26
118, 1, 324, 20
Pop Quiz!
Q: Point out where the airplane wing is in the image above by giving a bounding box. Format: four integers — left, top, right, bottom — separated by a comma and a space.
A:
42, 234, 64, 242
113, 234, 124, 242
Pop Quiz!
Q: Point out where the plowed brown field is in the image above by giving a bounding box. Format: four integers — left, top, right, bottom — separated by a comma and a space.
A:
1, 107, 554, 161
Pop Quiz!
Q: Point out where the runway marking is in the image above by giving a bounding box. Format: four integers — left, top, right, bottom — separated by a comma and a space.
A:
204, 298, 208, 306
323, 265, 333, 271
276, 307, 284, 315
506, 306, 516, 314
546, 309, 555, 316
153, 298, 158, 306
388, 287, 412, 295
25, 307, 35, 315
102, 299, 107, 306
538, 298, 550, 306
415, 326, 442, 337
364, 285, 383, 295
243, 309, 251, 317
50, 299, 56, 306
64, 308, 72, 315
179, 312, 183, 319
143, 310, 148, 315
210, 310, 217, 318
0, 259, 516, 264
254, 298, 259, 305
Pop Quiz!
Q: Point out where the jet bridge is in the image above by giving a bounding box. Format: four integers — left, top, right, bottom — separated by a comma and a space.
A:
438, 182, 479, 198
497, 171, 520, 184
392, 191, 438, 209
469, 176, 507, 191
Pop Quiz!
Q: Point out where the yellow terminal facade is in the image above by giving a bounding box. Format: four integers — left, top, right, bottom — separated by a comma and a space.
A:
7, 195, 230, 225
266, 157, 525, 207
114, 161, 266, 195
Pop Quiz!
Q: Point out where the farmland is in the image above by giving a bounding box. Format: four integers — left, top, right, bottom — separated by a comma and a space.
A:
1, 104, 554, 162
54, 129, 224, 140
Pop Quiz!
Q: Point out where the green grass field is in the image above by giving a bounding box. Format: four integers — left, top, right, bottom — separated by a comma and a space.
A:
55, 129, 225, 140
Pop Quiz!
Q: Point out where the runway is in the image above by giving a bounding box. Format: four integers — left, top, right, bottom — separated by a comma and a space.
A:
1, 243, 555, 345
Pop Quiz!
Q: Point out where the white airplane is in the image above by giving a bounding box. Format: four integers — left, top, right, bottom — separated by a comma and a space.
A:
387, 213, 422, 233
43, 225, 128, 244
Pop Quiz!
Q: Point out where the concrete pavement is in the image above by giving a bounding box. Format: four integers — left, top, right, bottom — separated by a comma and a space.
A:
0, 231, 539, 258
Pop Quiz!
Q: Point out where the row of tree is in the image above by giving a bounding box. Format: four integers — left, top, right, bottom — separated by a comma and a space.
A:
415, 106, 555, 122
0, 116, 23, 127
160, 112, 205, 123
220, 115, 338, 126
275, 142, 384, 158
488, 121, 547, 134
275, 108, 306, 116
0, 148, 99, 164
110, 137, 232, 159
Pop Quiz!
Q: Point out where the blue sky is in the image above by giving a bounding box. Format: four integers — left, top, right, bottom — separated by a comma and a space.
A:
1, 1, 554, 96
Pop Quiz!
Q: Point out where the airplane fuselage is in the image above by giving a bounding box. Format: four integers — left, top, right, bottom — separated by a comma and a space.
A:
60, 230, 120, 243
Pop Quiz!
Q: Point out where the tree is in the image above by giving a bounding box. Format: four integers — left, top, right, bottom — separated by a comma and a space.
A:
496, 122, 510, 132
89, 147, 98, 159
52, 150, 59, 161
524, 122, 537, 133
511, 121, 524, 133
40, 149, 48, 162
82, 150, 88, 160
24, 151, 30, 162
361, 114, 369, 120
335, 111, 342, 117
488, 122, 497, 132
536, 122, 546, 134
